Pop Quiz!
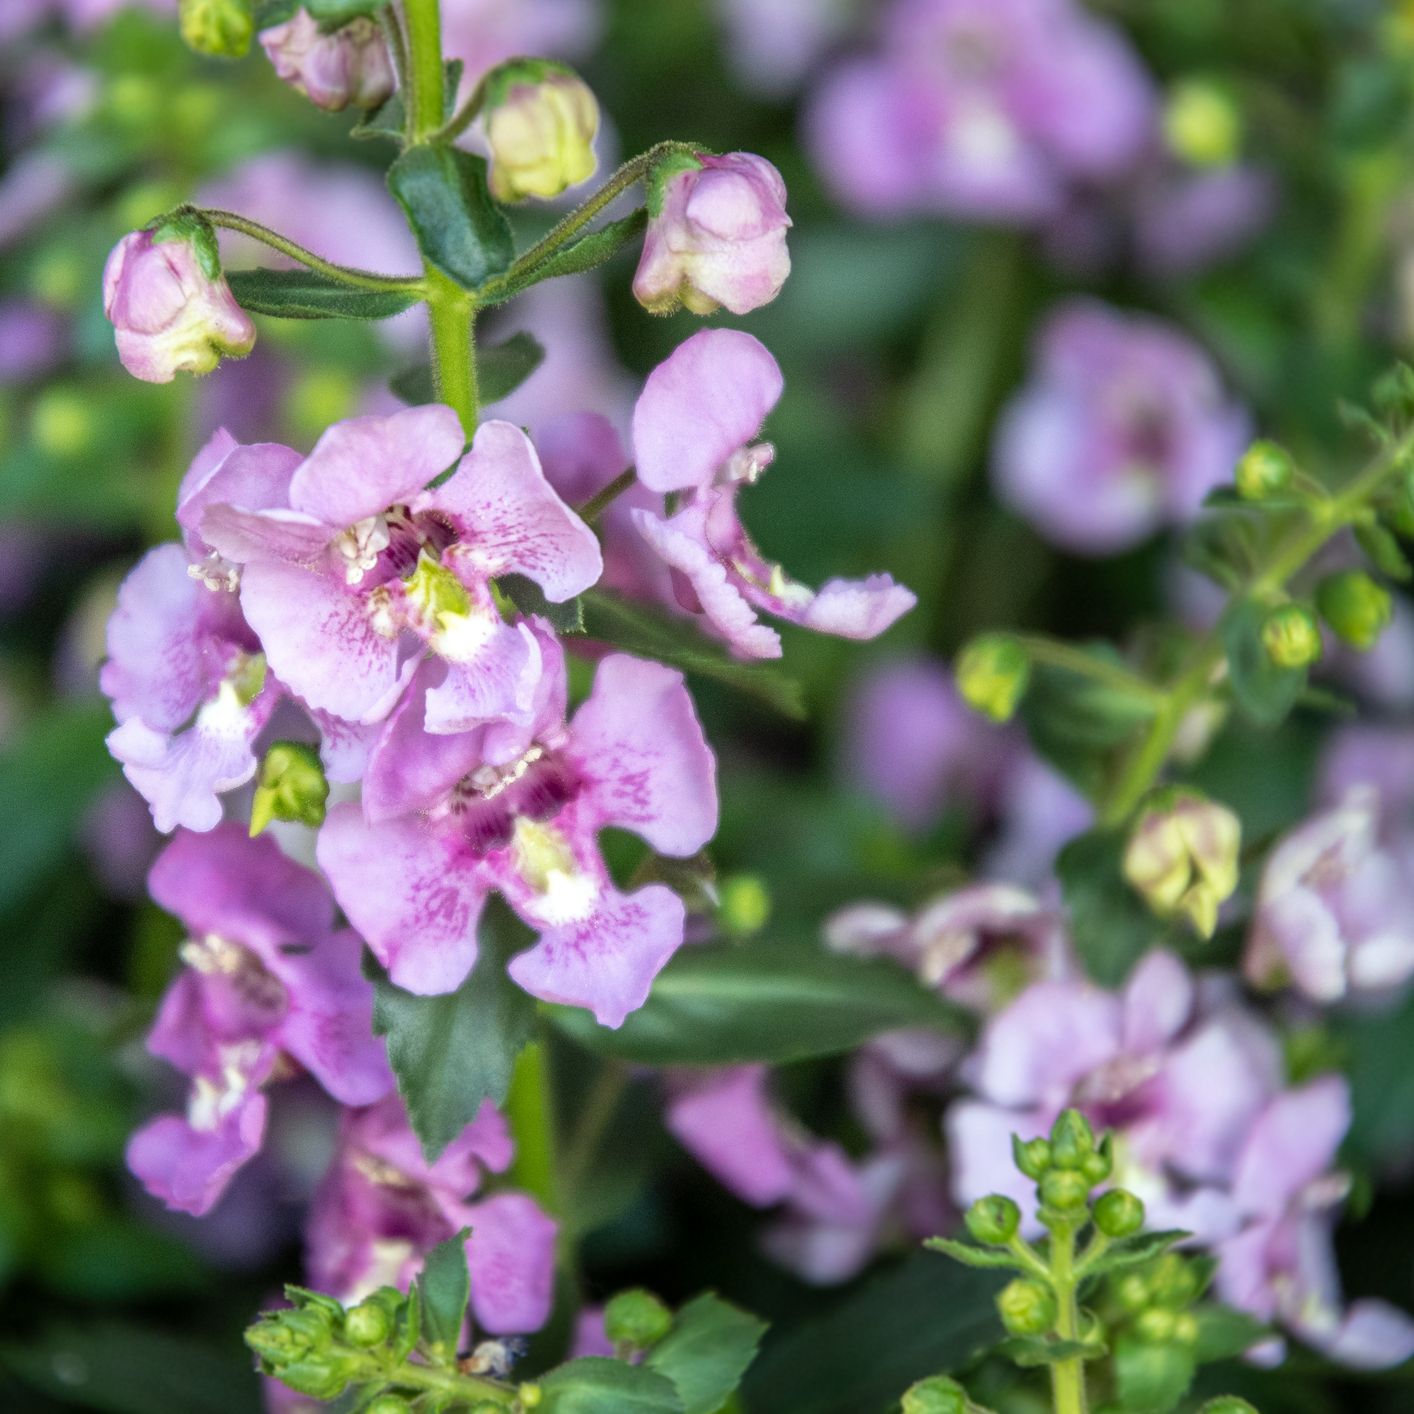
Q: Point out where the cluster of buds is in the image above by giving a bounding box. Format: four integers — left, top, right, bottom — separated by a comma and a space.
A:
1123, 787, 1241, 939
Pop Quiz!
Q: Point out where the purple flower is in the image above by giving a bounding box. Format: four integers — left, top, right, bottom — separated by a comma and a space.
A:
102, 226, 255, 384
259, 9, 395, 113
630, 329, 915, 659
308, 1094, 556, 1333
806, 0, 1154, 224
440, 0, 600, 87
716, 0, 851, 98
1246, 790, 1414, 1005
318, 648, 717, 1025
1318, 725, 1414, 827
196, 407, 601, 730
126, 826, 391, 1216
1215, 1077, 1414, 1368
992, 299, 1249, 554
633, 153, 791, 317
0, 300, 66, 384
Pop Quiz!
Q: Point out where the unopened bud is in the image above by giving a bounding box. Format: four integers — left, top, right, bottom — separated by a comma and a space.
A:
1123, 787, 1241, 940
1049, 1110, 1096, 1169
997, 1278, 1057, 1336
1114, 1272, 1152, 1312
604, 1289, 673, 1351
1316, 570, 1392, 651
1146, 1253, 1201, 1308
1261, 603, 1322, 669
245, 1307, 334, 1366
1235, 440, 1294, 500
902, 1375, 970, 1414
179, 0, 255, 57
956, 634, 1030, 723
344, 1298, 392, 1348
366, 1397, 411, 1414
1082, 1141, 1113, 1187
484, 61, 598, 203
1172, 1312, 1200, 1346
1040, 1169, 1091, 1213
1135, 1306, 1178, 1344
518, 1384, 543, 1408
250, 740, 330, 836
1093, 1189, 1146, 1239
719, 873, 771, 936
1012, 1135, 1052, 1180
1164, 78, 1241, 167
965, 1195, 1020, 1246
260, 9, 395, 112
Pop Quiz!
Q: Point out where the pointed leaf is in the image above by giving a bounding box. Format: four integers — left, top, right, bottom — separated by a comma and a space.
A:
491, 210, 649, 303
644, 1294, 766, 1414
416, 1230, 470, 1360
1221, 599, 1307, 728
923, 1237, 1023, 1271
1055, 829, 1169, 987
226, 268, 420, 321
538, 1358, 684, 1414
1080, 1230, 1189, 1280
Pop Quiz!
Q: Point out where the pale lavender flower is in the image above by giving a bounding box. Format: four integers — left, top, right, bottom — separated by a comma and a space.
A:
992, 299, 1249, 554
1318, 726, 1414, 827
259, 9, 395, 112
440, 0, 600, 86
716, 0, 852, 98
1132, 162, 1276, 277
126, 826, 391, 1216
0, 300, 66, 383
630, 329, 915, 658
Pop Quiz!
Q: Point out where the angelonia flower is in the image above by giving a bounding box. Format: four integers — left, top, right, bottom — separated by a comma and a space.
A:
483, 60, 599, 203
126, 826, 391, 1217
102, 215, 256, 384
439, 0, 601, 88
1122, 787, 1241, 939
633, 152, 792, 317
715, 0, 852, 98
805, 0, 1154, 224
992, 299, 1249, 554
629, 328, 916, 658
259, 8, 396, 113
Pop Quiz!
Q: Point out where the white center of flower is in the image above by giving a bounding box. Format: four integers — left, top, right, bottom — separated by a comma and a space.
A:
334, 514, 392, 585
186, 1039, 264, 1132
512, 817, 598, 923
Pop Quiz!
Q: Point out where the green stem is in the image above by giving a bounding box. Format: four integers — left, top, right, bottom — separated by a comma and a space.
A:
425, 266, 478, 434
347, 1348, 515, 1406
504, 1041, 560, 1217
562, 1062, 627, 1211
1049, 1223, 1088, 1414
378, 5, 408, 95
578, 468, 638, 525
1012, 635, 1166, 707
200, 209, 425, 294
435, 69, 491, 145
402, 0, 446, 142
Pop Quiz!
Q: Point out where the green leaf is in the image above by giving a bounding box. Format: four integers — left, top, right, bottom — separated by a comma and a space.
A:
644, 1294, 766, 1414
501, 574, 584, 633
1220, 598, 1307, 728
1081, 1230, 1189, 1280
394, 1281, 422, 1364
581, 592, 806, 721
490, 210, 649, 303
743, 1253, 1004, 1414
416, 1230, 470, 1359
1356, 520, 1413, 581
547, 938, 967, 1066
304, 0, 388, 25
538, 1357, 684, 1414
1113, 1334, 1196, 1413
370, 915, 537, 1160
391, 332, 544, 408
1192, 1305, 1270, 1364
997, 1335, 1106, 1368
923, 1237, 1023, 1271
387, 146, 514, 292
1055, 830, 1168, 988
226, 268, 421, 321
354, 59, 463, 142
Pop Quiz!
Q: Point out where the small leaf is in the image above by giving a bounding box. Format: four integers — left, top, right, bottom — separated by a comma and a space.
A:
581, 592, 806, 721
1112, 1333, 1196, 1413
1220, 598, 1307, 728
1081, 1230, 1189, 1280
387, 146, 514, 291
501, 574, 584, 633
304, 0, 388, 26
1356, 520, 1413, 581
644, 1294, 766, 1414
1192, 1304, 1270, 1364
391, 332, 545, 409
1055, 830, 1168, 988
923, 1237, 1022, 1271
537, 1357, 684, 1414
997, 1336, 1107, 1368
416, 1230, 470, 1360
490, 210, 649, 303
226, 268, 420, 321
393, 1283, 422, 1364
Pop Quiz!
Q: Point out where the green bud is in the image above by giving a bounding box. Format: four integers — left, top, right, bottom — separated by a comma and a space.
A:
1049, 1110, 1096, 1168
1081, 1145, 1113, 1187
1163, 78, 1242, 167
603, 1288, 673, 1351
901, 1375, 970, 1414
1172, 1312, 1200, 1346
964, 1194, 1021, 1246
1199, 1400, 1259, 1414
1235, 440, 1294, 500
519, 1384, 544, 1408
245, 1307, 335, 1366
955, 634, 1030, 723
250, 741, 330, 836
1039, 1169, 1092, 1212
178, 0, 254, 56
718, 873, 771, 936
1093, 1189, 1146, 1239
1012, 1135, 1052, 1180
1134, 1307, 1177, 1344
997, 1278, 1057, 1337
1123, 787, 1241, 941
276, 1358, 359, 1402
1146, 1253, 1201, 1308
1114, 1271, 1152, 1313
344, 1298, 392, 1348
1316, 570, 1392, 651
1260, 602, 1322, 669
365, 1397, 412, 1414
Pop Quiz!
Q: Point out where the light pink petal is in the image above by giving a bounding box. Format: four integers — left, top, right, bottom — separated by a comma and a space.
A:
1232, 1076, 1351, 1215
507, 883, 685, 1027
946, 1101, 1046, 1219
566, 653, 717, 856
1120, 948, 1194, 1055
535, 411, 628, 502
289, 405, 466, 527
146, 970, 211, 1075
200, 504, 334, 567
427, 421, 602, 601
175, 427, 239, 513
178, 439, 303, 558
1311, 1300, 1414, 1370
458, 1192, 558, 1335
631, 329, 784, 494
126, 1093, 268, 1217
317, 802, 487, 995
779, 574, 917, 641
423, 618, 543, 736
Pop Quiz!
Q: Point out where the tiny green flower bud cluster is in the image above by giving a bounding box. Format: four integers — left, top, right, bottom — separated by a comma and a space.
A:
1235, 439, 1294, 500
1260, 602, 1323, 669
901, 1375, 971, 1414
250, 740, 331, 836
955, 634, 1030, 723
178, 0, 254, 57
604, 1288, 674, 1352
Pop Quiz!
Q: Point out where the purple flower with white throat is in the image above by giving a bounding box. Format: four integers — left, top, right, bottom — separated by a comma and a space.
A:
992, 299, 1249, 554
307, 1094, 556, 1333
633, 152, 792, 317
318, 647, 717, 1026
259, 8, 395, 112
630, 329, 916, 659
126, 826, 392, 1217
1245, 789, 1414, 1005
196, 406, 601, 731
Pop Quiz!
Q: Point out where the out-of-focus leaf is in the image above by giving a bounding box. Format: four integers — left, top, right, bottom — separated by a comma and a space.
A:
1056, 829, 1169, 988
1112, 1333, 1196, 1413
387, 146, 513, 291
1221, 599, 1307, 728
391, 332, 545, 409
644, 1293, 765, 1414
1192, 1305, 1270, 1364
226, 268, 420, 321
548, 938, 966, 1066
501, 574, 584, 633
416, 1230, 470, 1360
1355, 520, 1412, 581
538, 1357, 684, 1414
923, 1237, 1022, 1271
1079, 1230, 1188, 1281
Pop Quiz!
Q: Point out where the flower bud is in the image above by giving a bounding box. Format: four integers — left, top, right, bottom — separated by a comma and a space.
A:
1093, 1189, 1146, 1239
1122, 787, 1241, 940
1039, 1169, 1091, 1213
259, 10, 395, 113
179, 0, 255, 57
633, 151, 791, 317
250, 741, 330, 836
1134, 1306, 1178, 1344
245, 1307, 335, 1366
1114, 1272, 1152, 1313
366, 1398, 412, 1414
1261, 602, 1322, 669
344, 1298, 392, 1348
965, 1195, 1021, 1246
955, 634, 1030, 723
997, 1278, 1057, 1337
902, 1376, 970, 1414
102, 215, 255, 384
1049, 1110, 1096, 1169
1081, 1143, 1113, 1187
1172, 1312, 1200, 1346
1146, 1253, 1201, 1308
1316, 569, 1392, 651
1199, 1400, 1258, 1414
1163, 78, 1241, 167
1012, 1135, 1052, 1180
519, 1384, 543, 1408
719, 873, 771, 936
1235, 439, 1294, 500
604, 1289, 673, 1351
483, 61, 598, 203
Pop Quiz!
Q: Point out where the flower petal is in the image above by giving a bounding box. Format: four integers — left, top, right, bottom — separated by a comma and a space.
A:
126, 1093, 268, 1217
462, 1192, 558, 1335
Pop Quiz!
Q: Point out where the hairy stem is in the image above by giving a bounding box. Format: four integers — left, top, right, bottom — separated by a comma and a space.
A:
401, 0, 446, 142
1049, 1223, 1088, 1414
425, 266, 478, 434
578, 468, 638, 525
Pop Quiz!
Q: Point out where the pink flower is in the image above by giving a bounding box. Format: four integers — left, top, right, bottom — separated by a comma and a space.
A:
629, 329, 915, 659
102, 224, 255, 384
633, 153, 792, 317
259, 9, 395, 113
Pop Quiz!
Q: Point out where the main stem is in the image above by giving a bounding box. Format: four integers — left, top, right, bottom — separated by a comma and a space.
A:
505, 1040, 561, 1217
401, 0, 446, 142
1049, 1223, 1088, 1414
